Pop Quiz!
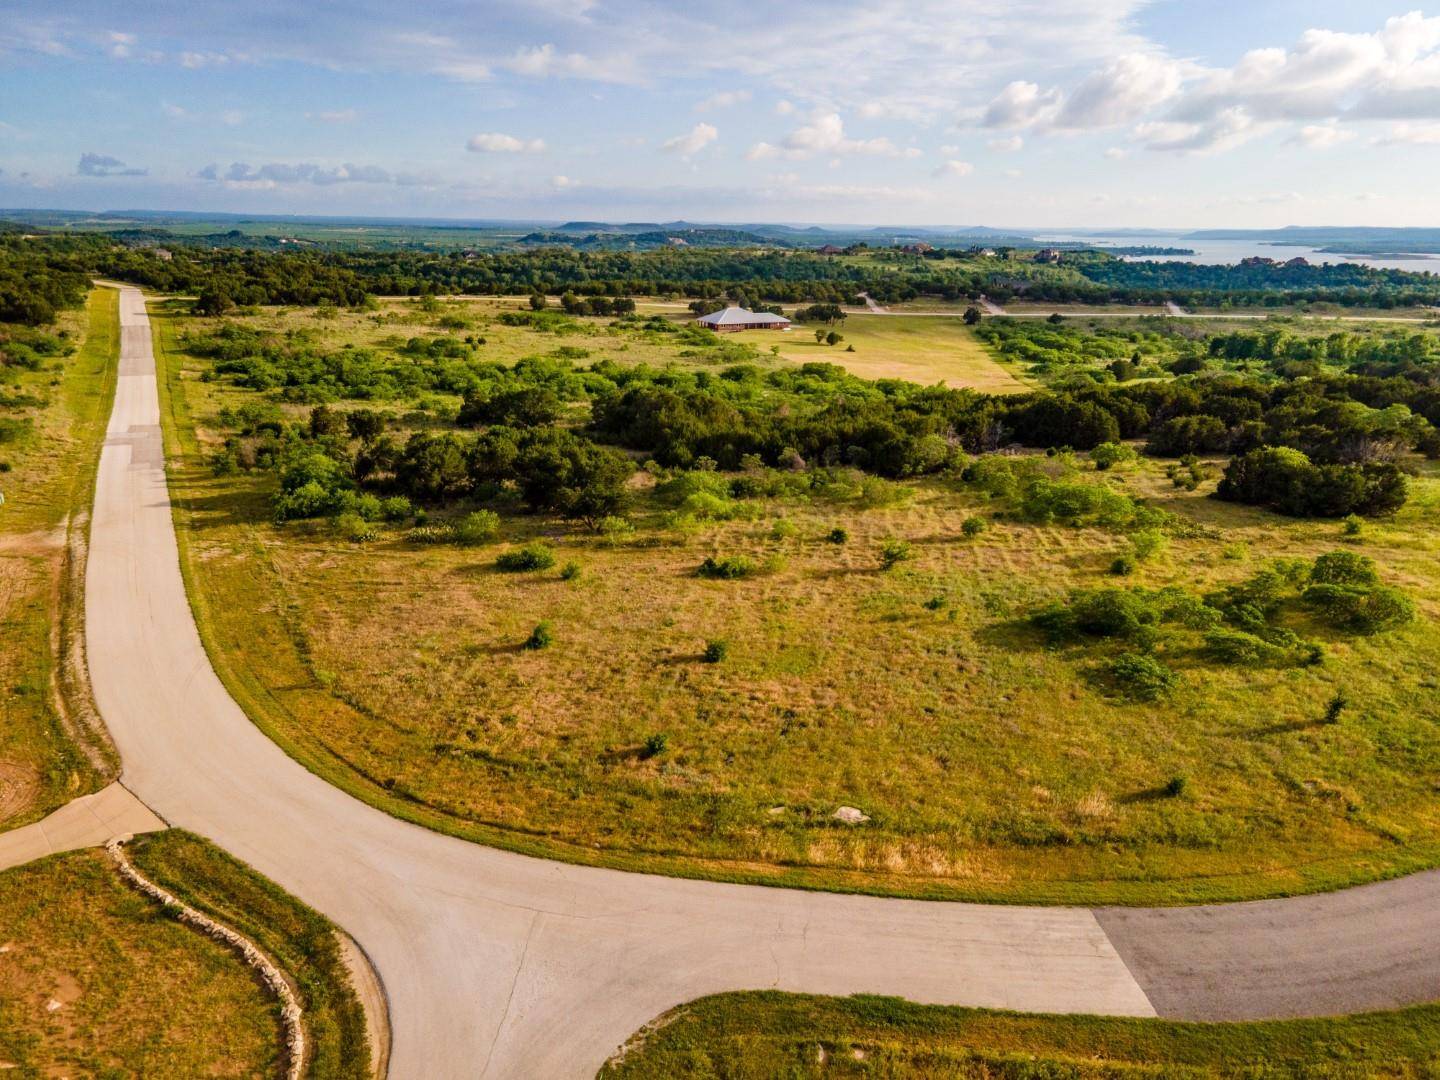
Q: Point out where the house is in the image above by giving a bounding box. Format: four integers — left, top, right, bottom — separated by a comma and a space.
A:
901, 242, 934, 254
1037, 247, 1063, 263
696, 305, 792, 332
816, 244, 844, 255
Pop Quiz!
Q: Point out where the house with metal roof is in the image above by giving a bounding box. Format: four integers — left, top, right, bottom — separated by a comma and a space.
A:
695, 305, 792, 332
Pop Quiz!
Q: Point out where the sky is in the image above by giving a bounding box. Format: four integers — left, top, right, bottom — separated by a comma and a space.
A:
2, 1, 1440, 229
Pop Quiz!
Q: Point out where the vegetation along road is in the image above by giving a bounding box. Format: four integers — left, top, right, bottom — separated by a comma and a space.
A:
73, 285, 1440, 1075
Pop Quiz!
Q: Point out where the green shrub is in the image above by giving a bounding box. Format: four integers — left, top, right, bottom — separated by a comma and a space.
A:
702, 640, 729, 663
523, 621, 553, 650
1129, 529, 1167, 562
598, 515, 636, 546
960, 516, 987, 538
497, 543, 556, 572
333, 512, 378, 543
879, 538, 913, 570
560, 561, 582, 581
1091, 442, 1136, 471
770, 519, 797, 540
1341, 514, 1365, 538
1100, 653, 1179, 701
1164, 775, 1188, 798
1203, 629, 1287, 666
379, 496, 413, 522
1303, 582, 1414, 634
453, 510, 501, 546
826, 527, 849, 544
641, 732, 669, 758
698, 555, 755, 580
1323, 691, 1348, 724
1110, 554, 1136, 576
1310, 550, 1378, 587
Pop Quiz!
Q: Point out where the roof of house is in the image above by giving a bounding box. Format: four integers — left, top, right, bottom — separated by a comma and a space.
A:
696, 306, 791, 327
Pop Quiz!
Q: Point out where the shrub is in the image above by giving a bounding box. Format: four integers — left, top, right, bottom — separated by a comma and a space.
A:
1091, 442, 1136, 471
1110, 554, 1136, 576
560, 561, 582, 581
641, 732, 669, 758
698, 555, 755, 580
1341, 514, 1365, 538
960, 516, 987, 538
334, 512, 378, 543
1310, 550, 1378, 587
1303, 582, 1414, 634
1102, 653, 1179, 701
379, 496, 413, 522
1164, 775, 1188, 798
1129, 529, 1167, 562
1323, 692, 1348, 724
1203, 629, 1287, 666
453, 510, 501, 546
879, 538, 913, 570
702, 640, 729, 663
770, 519, 797, 540
1034, 588, 1160, 642
523, 621, 553, 650
827, 527, 849, 544
598, 515, 637, 546
496, 543, 556, 572
1217, 446, 1407, 518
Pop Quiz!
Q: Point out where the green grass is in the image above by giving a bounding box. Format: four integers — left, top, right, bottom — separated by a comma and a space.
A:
127, 831, 372, 1079
0, 287, 120, 830
150, 299, 1440, 906
601, 991, 1440, 1078
0, 846, 279, 1077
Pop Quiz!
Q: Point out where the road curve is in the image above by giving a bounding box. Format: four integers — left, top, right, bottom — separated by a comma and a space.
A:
87, 287, 1440, 1078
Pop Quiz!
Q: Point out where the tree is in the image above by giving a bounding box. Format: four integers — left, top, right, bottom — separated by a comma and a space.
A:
825, 330, 843, 346
528, 290, 548, 310
512, 428, 634, 527
963, 306, 982, 325
395, 432, 471, 502
193, 286, 235, 317
814, 328, 827, 343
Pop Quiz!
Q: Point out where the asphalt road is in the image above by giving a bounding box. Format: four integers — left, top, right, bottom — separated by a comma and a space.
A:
84, 286, 1440, 1077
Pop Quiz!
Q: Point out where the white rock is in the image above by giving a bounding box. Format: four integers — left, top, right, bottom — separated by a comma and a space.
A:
832, 806, 869, 825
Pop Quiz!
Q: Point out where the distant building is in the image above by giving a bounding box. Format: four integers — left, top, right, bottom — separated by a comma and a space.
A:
816, 244, 844, 255
1284, 257, 1311, 268
1037, 247, 1063, 263
696, 305, 792, 332
900, 242, 934, 254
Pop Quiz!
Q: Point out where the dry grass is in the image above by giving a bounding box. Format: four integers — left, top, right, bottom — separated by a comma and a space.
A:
0, 288, 117, 830
0, 848, 277, 1077
152, 293, 1440, 903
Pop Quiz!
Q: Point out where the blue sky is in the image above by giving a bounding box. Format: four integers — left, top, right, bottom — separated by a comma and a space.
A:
3, 1, 1440, 228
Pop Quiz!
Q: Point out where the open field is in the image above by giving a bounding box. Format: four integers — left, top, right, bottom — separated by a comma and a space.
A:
0, 287, 118, 830
725, 314, 1028, 392
602, 991, 1440, 1078
150, 295, 1440, 905
0, 844, 277, 1077
0, 830, 370, 1077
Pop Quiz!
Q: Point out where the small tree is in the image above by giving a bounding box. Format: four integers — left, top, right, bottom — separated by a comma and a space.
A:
879, 538, 913, 570
963, 306, 982, 325
523, 621, 553, 650
1323, 692, 1348, 724
703, 640, 729, 663
825, 330, 843, 346
814, 328, 827, 344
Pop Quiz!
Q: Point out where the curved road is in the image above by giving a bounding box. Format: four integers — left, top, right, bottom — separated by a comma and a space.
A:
86, 287, 1440, 1078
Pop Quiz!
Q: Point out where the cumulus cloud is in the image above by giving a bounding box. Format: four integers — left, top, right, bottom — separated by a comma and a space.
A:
662, 122, 717, 155
982, 81, 1061, 128
466, 132, 546, 153
748, 111, 921, 160
197, 161, 431, 186
1134, 106, 1261, 154
77, 152, 146, 177
105, 30, 134, 59
1290, 122, 1353, 149
504, 42, 636, 83
933, 159, 974, 178
1054, 52, 1182, 128
695, 89, 749, 111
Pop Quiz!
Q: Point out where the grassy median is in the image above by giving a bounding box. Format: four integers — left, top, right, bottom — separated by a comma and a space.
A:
601, 992, 1440, 1078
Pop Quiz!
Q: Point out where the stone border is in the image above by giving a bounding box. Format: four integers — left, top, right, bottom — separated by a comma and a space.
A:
106, 839, 305, 1080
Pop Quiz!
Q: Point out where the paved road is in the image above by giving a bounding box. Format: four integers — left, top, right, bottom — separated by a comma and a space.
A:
0, 783, 163, 872
84, 286, 1440, 1077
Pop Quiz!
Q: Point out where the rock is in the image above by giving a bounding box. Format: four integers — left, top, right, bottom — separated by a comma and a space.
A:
832, 806, 869, 825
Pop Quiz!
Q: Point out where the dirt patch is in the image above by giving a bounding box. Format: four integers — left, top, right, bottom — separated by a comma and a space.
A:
0, 528, 65, 556
336, 931, 390, 1079
0, 763, 40, 825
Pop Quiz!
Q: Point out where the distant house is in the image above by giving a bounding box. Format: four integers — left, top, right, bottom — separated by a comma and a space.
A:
1037, 247, 1063, 263
900, 242, 934, 254
696, 305, 792, 332
816, 244, 844, 255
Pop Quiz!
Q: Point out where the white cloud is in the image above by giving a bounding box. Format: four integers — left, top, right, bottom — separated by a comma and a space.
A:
1374, 121, 1440, 145
987, 135, 1023, 152
1135, 106, 1261, 154
467, 132, 546, 153
695, 89, 750, 111
197, 160, 429, 186
933, 159, 974, 178
551, 174, 578, 188
106, 31, 134, 59
1103, 146, 1128, 160
1055, 52, 1182, 128
982, 81, 1061, 128
504, 42, 636, 83
1290, 122, 1353, 149
662, 122, 718, 155
748, 111, 921, 160
774, 99, 795, 116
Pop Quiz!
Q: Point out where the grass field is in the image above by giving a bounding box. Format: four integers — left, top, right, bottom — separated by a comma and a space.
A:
0, 830, 370, 1078
726, 314, 1028, 392
601, 992, 1440, 1078
0, 288, 119, 830
151, 296, 1440, 905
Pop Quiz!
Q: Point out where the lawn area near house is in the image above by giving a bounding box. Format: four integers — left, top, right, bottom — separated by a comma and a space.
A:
148, 293, 1440, 905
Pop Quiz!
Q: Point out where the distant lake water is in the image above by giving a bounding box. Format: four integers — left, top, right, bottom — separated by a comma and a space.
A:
1035, 233, 1440, 275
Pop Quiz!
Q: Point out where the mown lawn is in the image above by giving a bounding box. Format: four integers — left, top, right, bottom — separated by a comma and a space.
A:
0, 287, 119, 830
152, 293, 1440, 905
601, 991, 1440, 1079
